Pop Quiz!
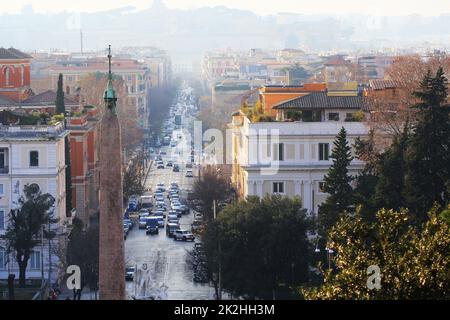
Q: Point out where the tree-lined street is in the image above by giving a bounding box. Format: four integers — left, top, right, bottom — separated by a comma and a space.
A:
124, 84, 214, 300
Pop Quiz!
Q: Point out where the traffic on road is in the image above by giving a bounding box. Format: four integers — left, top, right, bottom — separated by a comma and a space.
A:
123, 83, 213, 300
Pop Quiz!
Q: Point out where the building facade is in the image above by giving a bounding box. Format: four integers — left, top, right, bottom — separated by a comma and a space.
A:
230, 92, 368, 215
66, 105, 101, 226
0, 122, 69, 282
0, 48, 33, 103
47, 58, 151, 128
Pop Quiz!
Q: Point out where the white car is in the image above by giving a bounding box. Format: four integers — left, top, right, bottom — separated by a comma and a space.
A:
173, 230, 195, 242
185, 170, 194, 178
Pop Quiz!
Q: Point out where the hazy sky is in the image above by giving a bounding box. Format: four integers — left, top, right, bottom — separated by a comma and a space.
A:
1, 0, 449, 16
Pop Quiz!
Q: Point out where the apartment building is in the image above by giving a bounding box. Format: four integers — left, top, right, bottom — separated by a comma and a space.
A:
230, 92, 368, 215
66, 105, 101, 226
47, 57, 151, 128
0, 122, 69, 282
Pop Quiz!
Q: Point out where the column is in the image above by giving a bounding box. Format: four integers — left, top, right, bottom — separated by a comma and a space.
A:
256, 180, 263, 198
294, 180, 301, 198
303, 180, 313, 214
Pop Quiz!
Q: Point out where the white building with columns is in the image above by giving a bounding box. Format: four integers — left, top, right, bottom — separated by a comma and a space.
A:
0, 122, 70, 283
229, 92, 369, 216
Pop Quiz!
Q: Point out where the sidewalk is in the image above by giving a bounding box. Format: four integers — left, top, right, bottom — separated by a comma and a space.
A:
56, 279, 98, 300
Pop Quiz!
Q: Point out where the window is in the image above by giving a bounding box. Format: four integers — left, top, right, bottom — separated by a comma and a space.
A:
302, 110, 322, 122
318, 182, 326, 194
319, 143, 330, 161
328, 113, 340, 121
127, 75, 132, 82
0, 184, 4, 196
29, 251, 41, 270
345, 113, 356, 121
0, 148, 6, 172
273, 182, 284, 194
29, 151, 39, 167
21, 65, 25, 85
5, 67, 11, 86
0, 210, 4, 230
0, 247, 5, 270
273, 143, 284, 161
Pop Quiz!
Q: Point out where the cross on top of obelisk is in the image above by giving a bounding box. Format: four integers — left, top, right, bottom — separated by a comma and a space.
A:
104, 44, 118, 114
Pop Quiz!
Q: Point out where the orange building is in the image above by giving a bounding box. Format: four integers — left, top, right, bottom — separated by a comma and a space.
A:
259, 83, 327, 116
0, 48, 33, 102
66, 105, 101, 226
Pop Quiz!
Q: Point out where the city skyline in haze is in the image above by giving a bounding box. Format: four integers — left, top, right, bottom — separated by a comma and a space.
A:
1, 0, 450, 17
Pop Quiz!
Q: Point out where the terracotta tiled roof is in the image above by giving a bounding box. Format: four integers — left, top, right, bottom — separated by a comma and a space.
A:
21, 90, 78, 106
324, 55, 349, 66
0, 47, 32, 59
368, 79, 400, 90
273, 92, 365, 110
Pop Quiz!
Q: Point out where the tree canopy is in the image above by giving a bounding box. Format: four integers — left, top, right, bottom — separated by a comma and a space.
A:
2, 184, 56, 287
303, 206, 450, 300
202, 195, 311, 299
318, 127, 354, 236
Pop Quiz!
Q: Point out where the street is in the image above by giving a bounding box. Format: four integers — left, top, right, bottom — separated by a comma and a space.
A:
125, 84, 214, 300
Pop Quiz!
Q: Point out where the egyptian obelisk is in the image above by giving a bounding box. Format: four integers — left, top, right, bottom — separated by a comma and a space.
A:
99, 46, 126, 300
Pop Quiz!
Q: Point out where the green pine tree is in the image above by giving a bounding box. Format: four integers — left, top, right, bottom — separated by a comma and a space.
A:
318, 127, 354, 236
404, 67, 450, 224
55, 73, 65, 115
373, 125, 409, 212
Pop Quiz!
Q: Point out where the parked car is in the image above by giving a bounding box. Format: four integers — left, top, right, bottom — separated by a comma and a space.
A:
185, 170, 194, 178
166, 223, 181, 237
166, 160, 173, 167
127, 200, 138, 212
180, 205, 190, 215
174, 230, 195, 242
157, 162, 165, 169
191, 219, 203, 232
125, 266, 136, 281
173, 164, 180, 172
123, 223, 130, 235
124, 218, 134, 230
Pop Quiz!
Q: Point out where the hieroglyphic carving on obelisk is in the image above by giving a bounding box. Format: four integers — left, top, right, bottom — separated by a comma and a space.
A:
99, 46, 126, 300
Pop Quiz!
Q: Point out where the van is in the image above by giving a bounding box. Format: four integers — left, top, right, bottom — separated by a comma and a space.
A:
166, 223, 180, 237
140, 195, 153, 209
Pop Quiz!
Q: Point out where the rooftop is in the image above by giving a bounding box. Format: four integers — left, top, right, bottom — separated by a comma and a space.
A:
243, 118, 368, 136
324, 55, 350, 66
0, 47, 33, 60
0, 122, 66, 140
368, 79, 400, 90
20, 90, 79, 107
261, 83, 327, 93
273, 92, 366, 110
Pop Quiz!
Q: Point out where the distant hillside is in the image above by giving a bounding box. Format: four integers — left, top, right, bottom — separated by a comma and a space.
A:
1, 4, 449, 62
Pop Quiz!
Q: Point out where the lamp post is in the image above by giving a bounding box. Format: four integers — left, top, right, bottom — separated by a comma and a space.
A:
314, 236, 334, 270
213, 199, 222, 300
